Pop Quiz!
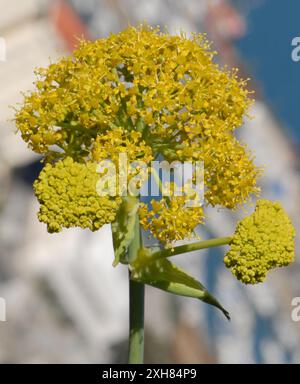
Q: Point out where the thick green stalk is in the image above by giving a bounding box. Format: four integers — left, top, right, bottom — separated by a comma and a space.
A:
128, 216, 145, 364
150, 236, 232, 261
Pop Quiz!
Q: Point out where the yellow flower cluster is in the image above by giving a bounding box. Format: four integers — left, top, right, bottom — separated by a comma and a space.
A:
224, 200, 295, 284
202, 135, 260, 209
176, 135, 260, 209
140, 193, 204, 246
92, 127, 153, 177
15, 24, 259, 238
34, 157, 121, 233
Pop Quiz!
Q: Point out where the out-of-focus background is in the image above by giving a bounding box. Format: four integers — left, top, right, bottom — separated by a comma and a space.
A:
0, 0, 299, 363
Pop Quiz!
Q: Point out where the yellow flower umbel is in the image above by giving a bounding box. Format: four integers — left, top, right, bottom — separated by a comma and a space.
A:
15, 24, 258, 239
34, 157, 121, 233
140, 196, 204, 246
224, 200, 295, 284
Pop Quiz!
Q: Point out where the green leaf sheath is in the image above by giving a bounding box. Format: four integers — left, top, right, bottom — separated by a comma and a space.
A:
111, 197, 139, 266
131, 257, 230, 320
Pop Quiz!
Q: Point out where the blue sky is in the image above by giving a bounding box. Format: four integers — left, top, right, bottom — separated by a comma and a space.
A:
235, 0, 300, 143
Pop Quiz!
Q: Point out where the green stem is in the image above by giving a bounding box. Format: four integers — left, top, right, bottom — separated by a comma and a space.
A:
128, 215, 145, 364
150, 236, 232, 261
